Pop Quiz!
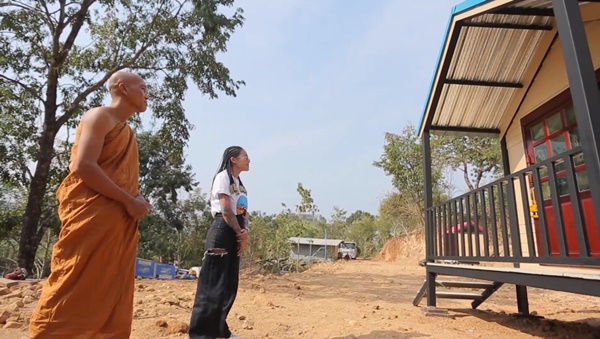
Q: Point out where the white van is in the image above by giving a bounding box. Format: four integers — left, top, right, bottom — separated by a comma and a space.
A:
338, 242, 359, 260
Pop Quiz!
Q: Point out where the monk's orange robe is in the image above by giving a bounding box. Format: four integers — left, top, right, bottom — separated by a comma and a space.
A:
30, 121, 140, 339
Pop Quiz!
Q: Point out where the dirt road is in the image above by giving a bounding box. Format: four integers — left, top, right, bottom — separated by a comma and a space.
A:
2, 259, 600, 338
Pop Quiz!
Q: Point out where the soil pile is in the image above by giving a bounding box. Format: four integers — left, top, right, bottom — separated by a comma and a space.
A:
376, 230, 425, 261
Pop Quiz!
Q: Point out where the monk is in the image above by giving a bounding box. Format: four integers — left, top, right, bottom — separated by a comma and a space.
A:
29, 71, 153, 339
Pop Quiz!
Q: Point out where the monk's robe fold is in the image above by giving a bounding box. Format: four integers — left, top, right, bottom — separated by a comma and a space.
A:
30, 121, 140, 339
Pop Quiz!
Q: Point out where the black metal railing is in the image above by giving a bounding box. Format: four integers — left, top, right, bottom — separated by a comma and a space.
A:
426, 146, 600, 266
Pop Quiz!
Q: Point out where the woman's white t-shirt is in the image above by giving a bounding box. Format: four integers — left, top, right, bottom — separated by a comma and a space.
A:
210, 170, 248, 218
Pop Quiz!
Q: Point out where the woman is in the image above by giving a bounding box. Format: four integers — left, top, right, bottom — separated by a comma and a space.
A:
189, 146, 250, 339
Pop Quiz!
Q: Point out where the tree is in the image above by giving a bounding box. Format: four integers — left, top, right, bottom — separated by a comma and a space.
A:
0, 0, 245, 272
294, 182, 325, 238
346, 210, 374, 226
0, 183, 26, 253
328, 206, 348, 240
136, 128, 200, 264
243, 211, 277, 262
373, 124, 450, 229
242, 183, 324, 261
295, 183, 319, 216
377, 192, 414, 237
176, 188, 212, 266
137, 129, 196, 225
347, 214, 378, 257
137, 187, 211, 266
443, 136, 503, 190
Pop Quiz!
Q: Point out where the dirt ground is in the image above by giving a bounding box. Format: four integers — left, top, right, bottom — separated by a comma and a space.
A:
1, 258, 600, 339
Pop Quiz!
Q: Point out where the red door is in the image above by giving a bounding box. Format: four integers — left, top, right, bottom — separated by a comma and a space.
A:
525, 104, 600, 259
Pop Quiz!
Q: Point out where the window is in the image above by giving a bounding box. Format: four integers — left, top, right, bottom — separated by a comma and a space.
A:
342, 243, 356, 249
525, 104, 589, 200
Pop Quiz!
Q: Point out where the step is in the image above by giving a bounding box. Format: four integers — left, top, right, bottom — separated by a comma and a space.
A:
436, 280, 496, 289
435, 291, 483, 300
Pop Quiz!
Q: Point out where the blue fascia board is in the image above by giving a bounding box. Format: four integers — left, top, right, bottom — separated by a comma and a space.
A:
417, 0, 496, 134
453, 0, 494, 15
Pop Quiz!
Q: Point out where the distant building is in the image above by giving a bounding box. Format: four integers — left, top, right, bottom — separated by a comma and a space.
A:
288, 237, 344, 261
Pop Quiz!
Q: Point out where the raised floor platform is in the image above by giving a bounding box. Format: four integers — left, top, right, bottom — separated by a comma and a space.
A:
427, 263, 600, 298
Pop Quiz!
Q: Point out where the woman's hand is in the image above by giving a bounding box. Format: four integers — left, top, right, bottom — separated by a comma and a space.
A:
236, 229, 249, 256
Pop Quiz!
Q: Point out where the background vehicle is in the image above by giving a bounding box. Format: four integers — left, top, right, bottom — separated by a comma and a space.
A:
338, 241, 359, 260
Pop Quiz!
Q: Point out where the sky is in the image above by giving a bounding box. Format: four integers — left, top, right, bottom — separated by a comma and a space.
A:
176, 0, 465, 219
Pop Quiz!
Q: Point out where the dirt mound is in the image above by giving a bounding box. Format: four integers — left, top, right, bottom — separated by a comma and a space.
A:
376, 230, 425, 261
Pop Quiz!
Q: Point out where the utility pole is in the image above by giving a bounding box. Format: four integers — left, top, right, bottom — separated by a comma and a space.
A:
324, 224, 328, 262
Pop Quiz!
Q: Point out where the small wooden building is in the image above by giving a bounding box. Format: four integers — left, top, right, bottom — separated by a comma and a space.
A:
288, 237, 344, 261
414, 0, 600, 315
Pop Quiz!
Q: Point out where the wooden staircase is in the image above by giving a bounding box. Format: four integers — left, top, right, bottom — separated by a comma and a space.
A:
413, 279, 504, 309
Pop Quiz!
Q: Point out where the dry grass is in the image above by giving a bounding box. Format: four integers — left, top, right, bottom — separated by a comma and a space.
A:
375, 230, 425, 262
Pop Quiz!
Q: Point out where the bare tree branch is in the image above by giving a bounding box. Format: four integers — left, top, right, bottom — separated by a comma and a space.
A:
110, 9, 143, 65
462, 162, 475, 191
19, 157, 33, 182
39, 0, 57, 32
56, 0, 96, 67
0, 1, 35, 11
52, 0, 67, 59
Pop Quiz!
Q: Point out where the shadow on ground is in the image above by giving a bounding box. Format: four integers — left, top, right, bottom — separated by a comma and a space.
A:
450, 308, 600, 339
331, 330, 430, 339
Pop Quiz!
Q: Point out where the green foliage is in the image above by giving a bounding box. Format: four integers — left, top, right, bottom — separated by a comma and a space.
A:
138, 129, 196, 228
377, 192, 413, 237
441, 136, 503, 190
136, 126, 208, 266
372, 123, 502, 246
373, 124, 451, 231
346, 214, 378, 256
237, 183, 325, 263
295, 183, 319, 215
373, 124, 450, 206
346, 210, 374, 225
138, 188, 212, 267
0, 0, 245, 271
0, 184, 25, 242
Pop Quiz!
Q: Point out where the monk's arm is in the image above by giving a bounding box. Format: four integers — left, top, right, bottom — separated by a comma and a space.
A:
219, 194, 243, 234
72, 109, 136, 206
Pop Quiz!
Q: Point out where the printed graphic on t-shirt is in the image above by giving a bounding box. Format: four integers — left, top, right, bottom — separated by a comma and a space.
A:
236, 195, 248, 215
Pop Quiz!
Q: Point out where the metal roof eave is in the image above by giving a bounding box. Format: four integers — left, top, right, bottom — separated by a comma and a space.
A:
417, 0, 507, 137
288, 237, 344, 246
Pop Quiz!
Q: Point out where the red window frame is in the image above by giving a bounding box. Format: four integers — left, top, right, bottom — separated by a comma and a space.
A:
523, 103, 589, 204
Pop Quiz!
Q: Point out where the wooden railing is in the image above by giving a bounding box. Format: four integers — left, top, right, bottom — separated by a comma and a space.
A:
425, 146, 600, 266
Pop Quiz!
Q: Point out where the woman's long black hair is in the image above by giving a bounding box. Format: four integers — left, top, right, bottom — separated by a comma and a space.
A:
212, 146, 247, 195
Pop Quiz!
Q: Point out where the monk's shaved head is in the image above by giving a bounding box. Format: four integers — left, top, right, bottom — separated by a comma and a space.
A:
108, 71, 145, 95
106, 71, 149, 113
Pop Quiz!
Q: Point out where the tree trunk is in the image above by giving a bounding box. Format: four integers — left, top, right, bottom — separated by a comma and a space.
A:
17, 128, 57, 273
42, 228, 52, 277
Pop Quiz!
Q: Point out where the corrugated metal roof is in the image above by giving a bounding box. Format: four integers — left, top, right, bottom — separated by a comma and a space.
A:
432, 9, 552, 132
288, 237, 344, 246
418, 0, 594, 137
